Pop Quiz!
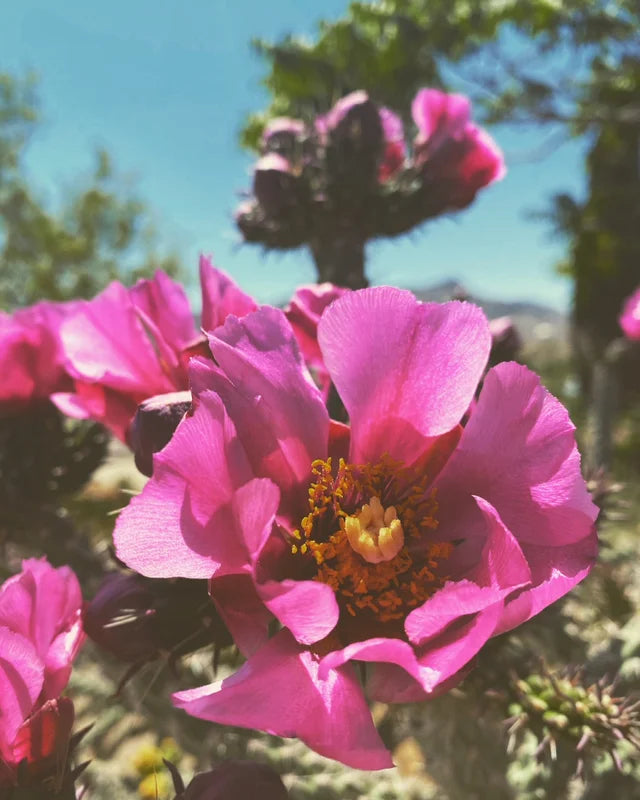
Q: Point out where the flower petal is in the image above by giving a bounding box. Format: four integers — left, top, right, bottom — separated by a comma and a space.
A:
173, 630, 392, 770
318, 288, 490, 464
405, 497, 531, 646
199, 255, 257, 332
320, 598, 504, 694
11, 696, 74, 772
412, 89, 470, 148
436, 362, 598, 546
61, 281, 174, 394
495, 529, 598, 635
114, 391, 256, 579
285, 283, 348, 393
129, 271, 198, 355
209, 574, 272, 658
0, 627, 43, 758
0, 559, 84, 700
416, 602, 503, 688
52, 382, 136, 443
257, 579, 339, 646
319, 637, 439, 692
203, 308, 329, 520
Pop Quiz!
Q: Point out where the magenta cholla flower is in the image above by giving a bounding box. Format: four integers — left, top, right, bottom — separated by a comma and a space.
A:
284, 283, 349, 396
53, 257, 255, 442
378, 107, 406, 181
0, 559, 84, 786
0, 302, 76, 413
236, 88, 504, 286
488, 315, 522, 366
54, 258, 343, 445
619, 286, 640, 340
114, 288, 597, 769
412, 89, 505, 209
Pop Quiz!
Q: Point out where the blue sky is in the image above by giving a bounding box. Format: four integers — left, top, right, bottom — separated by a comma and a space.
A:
1, 0, 587, 310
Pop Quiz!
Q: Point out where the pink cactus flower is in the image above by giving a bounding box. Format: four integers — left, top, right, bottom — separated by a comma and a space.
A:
53, 257, 256, 441
378, 107, 406, 181
55, 258, 346, 445
619, 286, 640, 340
0, 559, 83, 783
0, 302, 76, 414
284, 283, 349, 398
412, 89, 505, 208
114, 288, 597, 769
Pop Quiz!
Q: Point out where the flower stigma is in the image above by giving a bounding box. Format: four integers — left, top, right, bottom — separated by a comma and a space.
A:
291, 456, 453, 625
344, 496, 404, 564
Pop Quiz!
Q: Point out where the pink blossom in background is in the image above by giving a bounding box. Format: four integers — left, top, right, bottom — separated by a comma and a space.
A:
619, 286, 640, 340
0, 559, 83, 785
284, 283, 349, 398
0, 302, 76, 414
114, 288, 597, 768
378, 107, 406, 181
53, 256, 256, 441
412, 88, 506, 208
488, 315, 522, 365
315, 90, 371, 138
54, 258, 344, 446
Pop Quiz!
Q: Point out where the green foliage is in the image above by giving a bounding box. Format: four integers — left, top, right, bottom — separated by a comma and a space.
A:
562, 65, 640, 350
0, 72, 181, 309
242, 1, 638, 146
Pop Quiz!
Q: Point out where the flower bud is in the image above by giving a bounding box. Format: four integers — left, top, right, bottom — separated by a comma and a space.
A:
128, 390, 192, 477
84, 572, 231, 665
262, 117, 305, 159
179, 761, 289, 800
1, 698, 78, 796
253, 154, 300, 217
321, 92, 384, 191
488, 316, 522, 366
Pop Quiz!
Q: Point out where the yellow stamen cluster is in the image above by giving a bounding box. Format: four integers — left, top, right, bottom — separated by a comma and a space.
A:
291, 456, 452, 622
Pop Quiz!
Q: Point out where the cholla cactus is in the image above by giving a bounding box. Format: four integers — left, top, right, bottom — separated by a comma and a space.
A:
505, 669, 640, 777
236, 89, 504, 288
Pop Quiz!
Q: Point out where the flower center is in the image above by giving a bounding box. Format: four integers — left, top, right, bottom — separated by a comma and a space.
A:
291, 456, 452, 624
344, 496, 404, 564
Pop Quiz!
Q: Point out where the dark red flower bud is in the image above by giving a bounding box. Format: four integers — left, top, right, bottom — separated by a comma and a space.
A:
489, 316, 522, 366
262, 117, 305, 159
320, 92, 384, 193
253, 154, 300, 217
11, 698, 75, 781
84, 573, 231, 666
0, 698, 80, 798
128, 390, 192, 476
178, 761, 289, 800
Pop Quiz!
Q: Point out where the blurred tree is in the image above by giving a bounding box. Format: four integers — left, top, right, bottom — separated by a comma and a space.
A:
241, 0, 639, 149
0, 72, 181, 309
547, 61, 640, 468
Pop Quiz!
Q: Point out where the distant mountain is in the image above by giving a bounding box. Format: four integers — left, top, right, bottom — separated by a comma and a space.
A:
412, 279, 569, 350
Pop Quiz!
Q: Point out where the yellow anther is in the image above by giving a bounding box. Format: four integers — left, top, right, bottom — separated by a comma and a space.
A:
344, 496, 405, 564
